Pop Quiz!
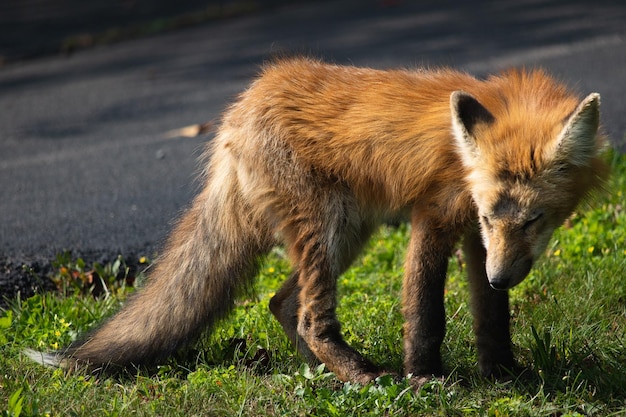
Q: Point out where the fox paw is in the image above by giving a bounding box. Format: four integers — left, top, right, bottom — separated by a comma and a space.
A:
349, 368, 399, 385
480, 361, 527, 381
408, 374, 445, 390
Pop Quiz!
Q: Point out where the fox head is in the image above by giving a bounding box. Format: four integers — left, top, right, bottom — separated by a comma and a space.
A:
450, 77, 605, 290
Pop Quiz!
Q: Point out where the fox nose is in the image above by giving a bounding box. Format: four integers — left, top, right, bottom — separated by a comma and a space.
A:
487, 257, 533, 290
489, 277, 510, 291
486, 265, 512, 290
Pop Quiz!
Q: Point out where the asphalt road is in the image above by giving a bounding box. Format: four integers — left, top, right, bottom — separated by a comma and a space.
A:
1, 0, 625, 297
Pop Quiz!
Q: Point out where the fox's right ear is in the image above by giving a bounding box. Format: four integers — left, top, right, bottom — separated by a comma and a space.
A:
450, 91, 495, 165
547, 93, 601, 167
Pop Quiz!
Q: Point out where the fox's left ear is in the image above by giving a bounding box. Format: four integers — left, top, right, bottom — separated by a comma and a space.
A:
450, 91, 495, 166
549, 93, 601, 166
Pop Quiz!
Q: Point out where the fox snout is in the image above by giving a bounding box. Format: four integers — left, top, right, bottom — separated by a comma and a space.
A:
480, 210, 555, 290
486, 254, 533, 290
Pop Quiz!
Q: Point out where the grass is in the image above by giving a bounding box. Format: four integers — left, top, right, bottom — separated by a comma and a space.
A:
2, 151, 626, 416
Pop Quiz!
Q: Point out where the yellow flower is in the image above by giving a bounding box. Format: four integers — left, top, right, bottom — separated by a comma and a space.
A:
267, 267, 275, 273
553, 249, 561, 257
588, 246, 595, 254
139, 256, 148, 264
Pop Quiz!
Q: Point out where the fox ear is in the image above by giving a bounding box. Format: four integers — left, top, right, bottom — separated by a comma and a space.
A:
450, 91, 495, 164
549, 93, 600, 166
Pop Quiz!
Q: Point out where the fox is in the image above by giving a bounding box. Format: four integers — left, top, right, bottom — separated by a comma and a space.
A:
27, 57, 607, 386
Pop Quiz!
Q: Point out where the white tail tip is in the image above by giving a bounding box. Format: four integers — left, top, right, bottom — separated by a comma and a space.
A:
23, 348, 63, 368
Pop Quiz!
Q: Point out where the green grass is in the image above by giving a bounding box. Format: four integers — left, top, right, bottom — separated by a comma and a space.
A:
2, 151, 626, 416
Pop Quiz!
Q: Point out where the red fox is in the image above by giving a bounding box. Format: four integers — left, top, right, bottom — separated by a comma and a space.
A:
27, 57, 607, 385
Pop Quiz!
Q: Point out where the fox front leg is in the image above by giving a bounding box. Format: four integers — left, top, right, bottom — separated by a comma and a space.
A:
464, 227, 517, 378
402, 214, 459, 384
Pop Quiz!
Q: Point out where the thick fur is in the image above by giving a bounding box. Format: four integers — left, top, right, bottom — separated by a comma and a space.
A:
28, 58, 607, 383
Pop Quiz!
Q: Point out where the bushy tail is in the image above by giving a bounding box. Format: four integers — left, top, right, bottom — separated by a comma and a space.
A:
28, 153, 271, 371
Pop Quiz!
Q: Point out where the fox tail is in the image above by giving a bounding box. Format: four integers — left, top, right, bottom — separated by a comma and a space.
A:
26, 143, 271, 371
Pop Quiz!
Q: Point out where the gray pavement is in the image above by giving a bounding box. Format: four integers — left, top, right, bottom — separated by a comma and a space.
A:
1, 0, 625, 296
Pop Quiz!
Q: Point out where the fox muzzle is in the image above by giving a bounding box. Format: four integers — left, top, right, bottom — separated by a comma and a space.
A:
487, 256, 533, 290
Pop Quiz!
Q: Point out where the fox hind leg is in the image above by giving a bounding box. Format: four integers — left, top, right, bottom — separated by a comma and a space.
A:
273, 190, 385, 383
269, 271, 318, 364
294, 227, 382, 383
270, 216, 376, 371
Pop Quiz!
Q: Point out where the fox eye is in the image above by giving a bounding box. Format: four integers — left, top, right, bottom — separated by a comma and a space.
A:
523, 211, 543, 231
